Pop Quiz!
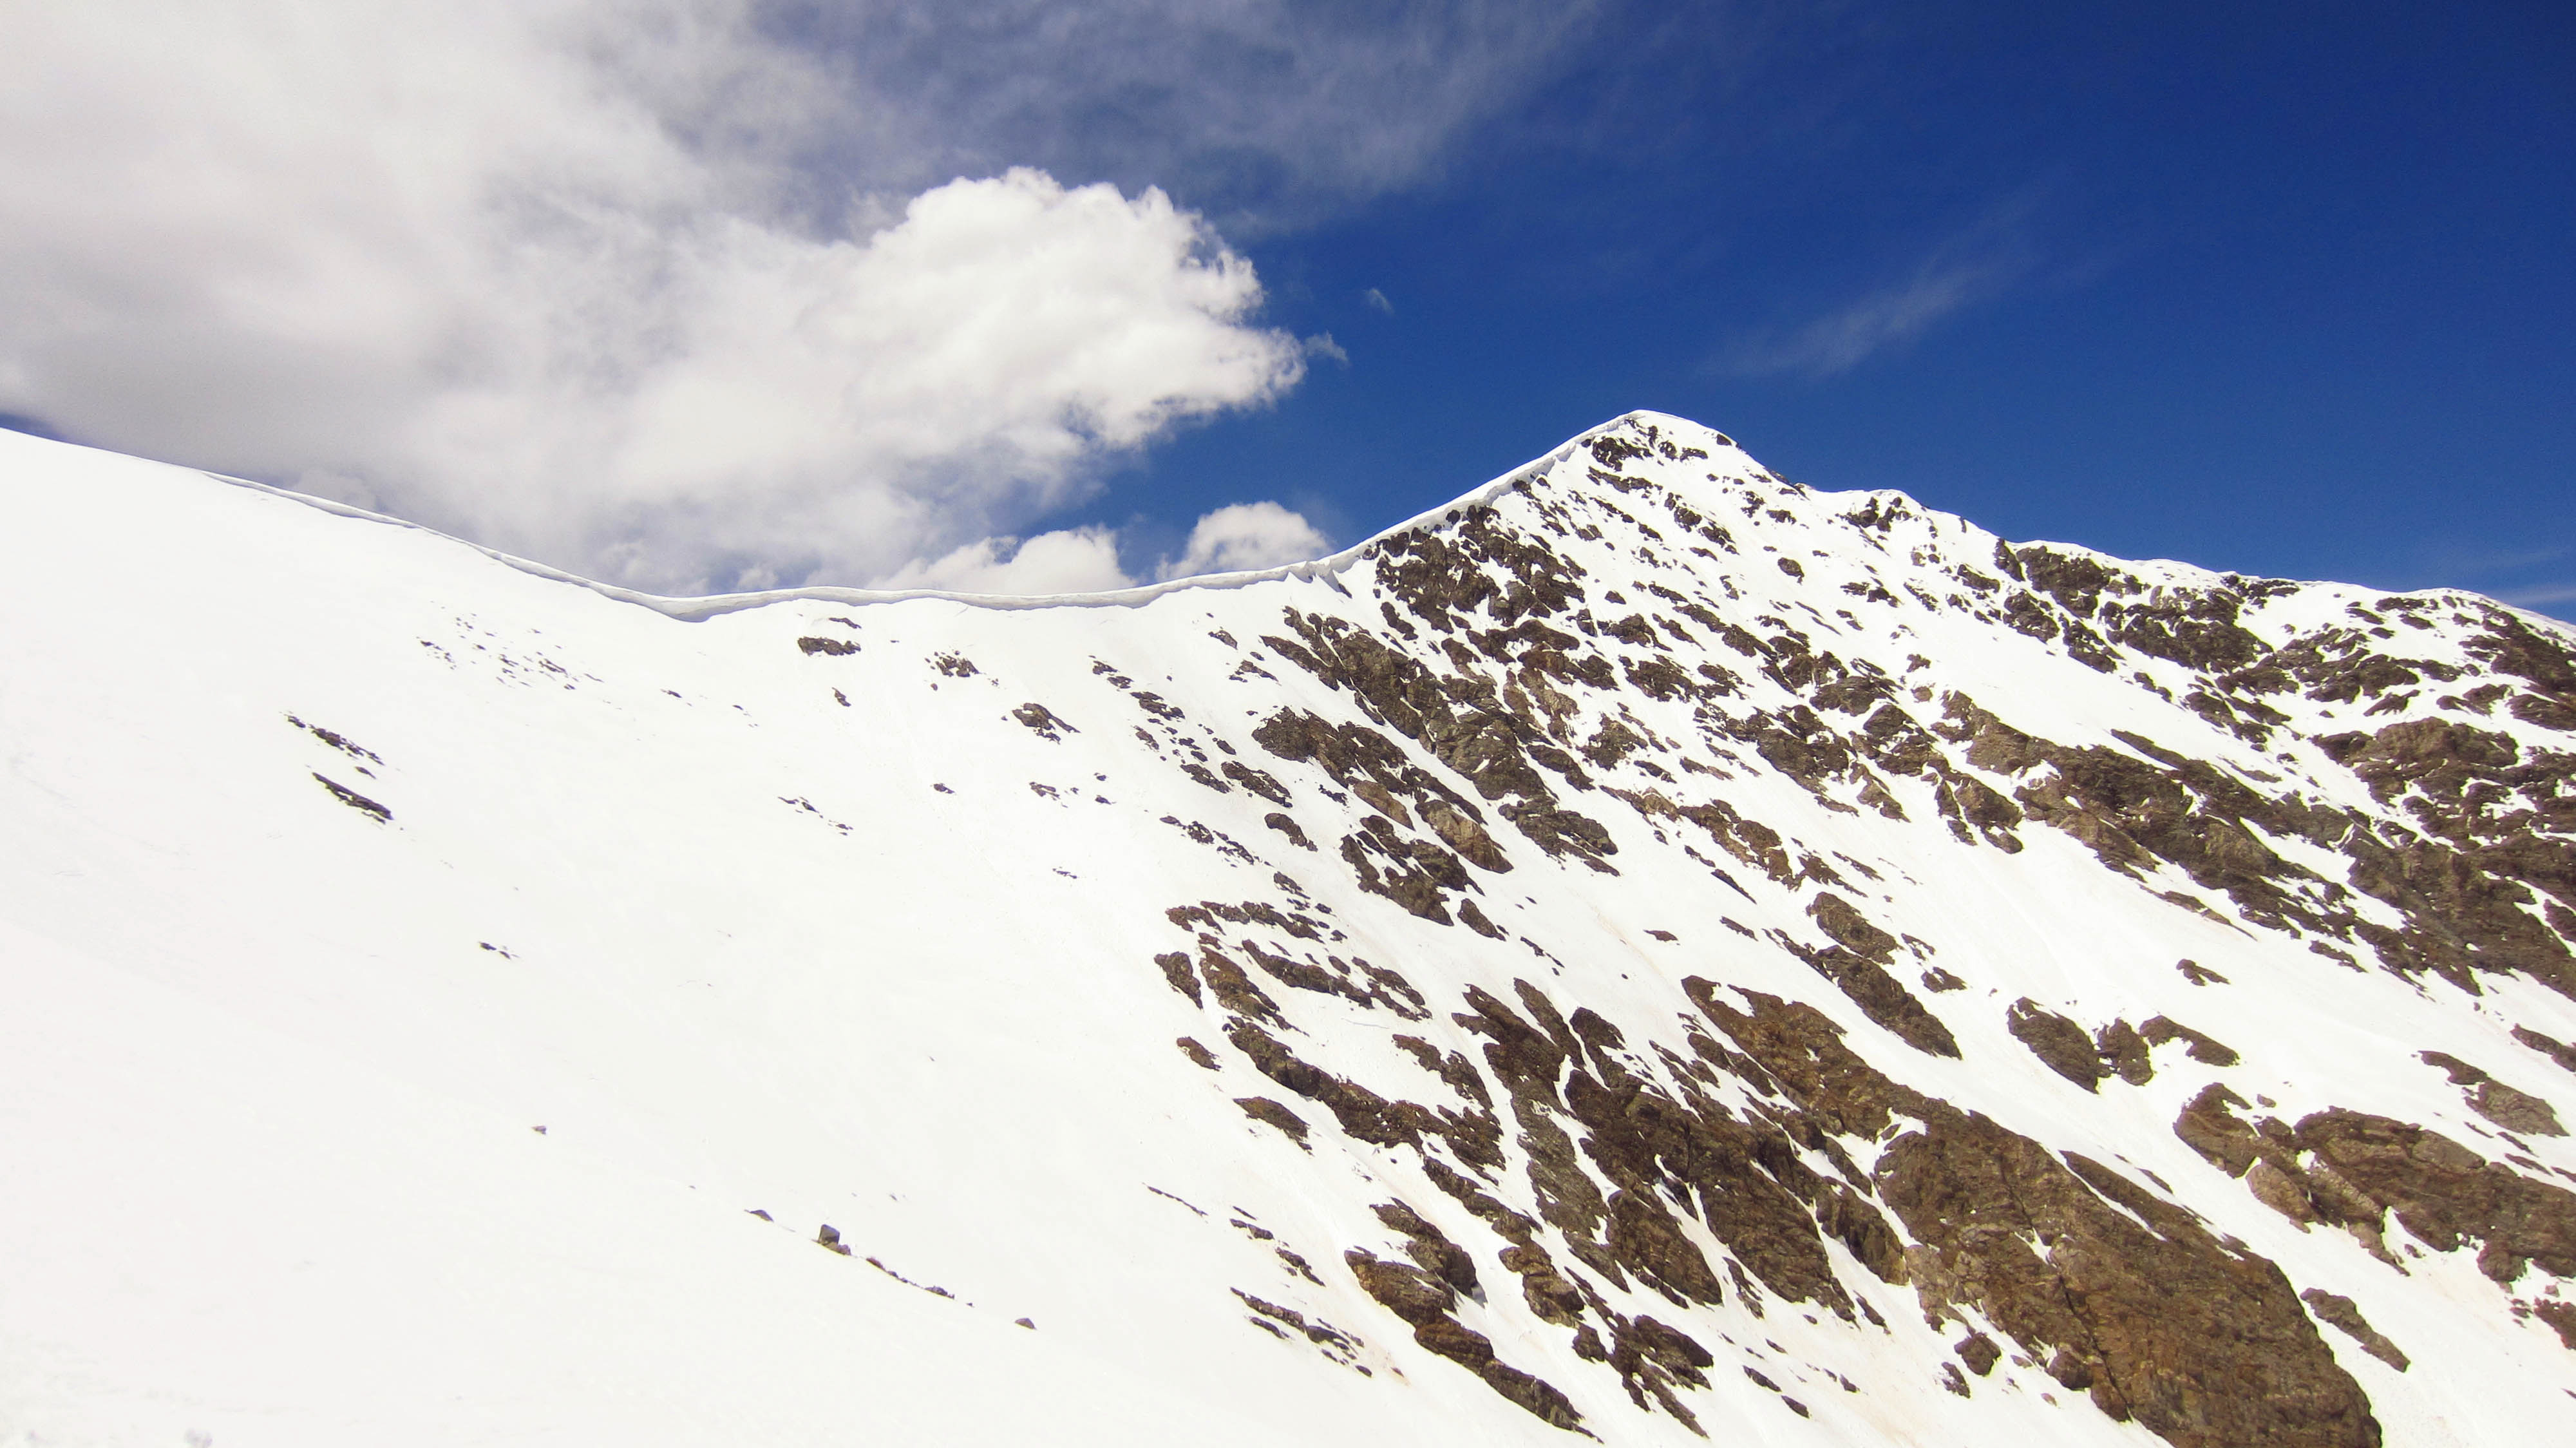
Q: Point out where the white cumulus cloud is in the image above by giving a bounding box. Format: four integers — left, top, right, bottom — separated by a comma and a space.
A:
876, 527, 1136, 596
1157, 501, 1334, 580
0, 1, 1324, 595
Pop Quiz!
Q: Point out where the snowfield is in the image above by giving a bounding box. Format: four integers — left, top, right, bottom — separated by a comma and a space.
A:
3, 415, 2571, 1446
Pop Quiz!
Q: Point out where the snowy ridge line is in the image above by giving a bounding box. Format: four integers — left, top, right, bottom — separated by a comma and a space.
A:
170, 413, 2569, 638
1984, 532, 2576, 640
185, 435, 1593, 620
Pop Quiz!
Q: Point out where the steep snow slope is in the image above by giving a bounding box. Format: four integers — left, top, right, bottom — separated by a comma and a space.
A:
2, 414, 2571, 1447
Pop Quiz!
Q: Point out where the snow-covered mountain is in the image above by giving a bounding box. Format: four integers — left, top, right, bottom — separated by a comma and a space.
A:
4, 412, 2571, 1447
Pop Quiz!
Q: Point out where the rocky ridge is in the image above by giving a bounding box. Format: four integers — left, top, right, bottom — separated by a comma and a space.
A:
3, 414, 2573, 1445
1036, 412, 2576, 1443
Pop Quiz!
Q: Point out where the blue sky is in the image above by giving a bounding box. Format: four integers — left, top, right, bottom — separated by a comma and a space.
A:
1086, 2, 2575, 611
3, 2, 2568, 608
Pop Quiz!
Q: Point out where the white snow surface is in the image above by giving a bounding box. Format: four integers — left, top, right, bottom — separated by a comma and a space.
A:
1, 414, 2571, 1446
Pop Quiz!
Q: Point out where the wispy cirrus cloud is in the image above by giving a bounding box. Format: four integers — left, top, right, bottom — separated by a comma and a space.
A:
782, 1, 1609, 234
2429, 544, 2576, 616
2382, 542, 2575, 620
2501, 582, 2576, 607
1723, 194, 2042, 378
2421, 542, 2569, 578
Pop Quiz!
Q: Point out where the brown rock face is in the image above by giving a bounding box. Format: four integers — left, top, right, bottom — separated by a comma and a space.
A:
1227, 1019, 1441, 1150
2294, 1110, 2576, 1282
1459, 978, 1904, 1320
2481, 1084, 2573, 1138
2315, 713, 2576, 1000
1473, 1363, 1584, 1431
1928, 655, 2576, 1008
2420, 1051, 2569, 1136
2300, 1290, 2409, 1372
2176, 1087, 2576, 1283
1346, 1248, 1584, 1430
1499, 1244, 1587, 1326
1881, 1121, 2381, 1447
2007, 998, 2110, 1090
1374, 1203, 1482, 1296
2516, 1026, 2576, 1076
1605, 1187, 1727, 1307
1411, 1315, 1493, 1367
1258, 605, 1618, 873
2142, 1016, 2239, 1067
1346, 1249, 1455, 1326
1234, 1096, 1310, 1146
2534, 1300, 2576, 1351
1792, 893, 1962, 1057
1700, 986, 2381, 1448
2096, 1020, 2155, 1085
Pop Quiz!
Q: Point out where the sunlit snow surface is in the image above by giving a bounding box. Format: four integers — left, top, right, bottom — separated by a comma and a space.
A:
2, 416, 2571, 1446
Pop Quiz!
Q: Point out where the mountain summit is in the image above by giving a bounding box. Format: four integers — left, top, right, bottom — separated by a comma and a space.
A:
3, 413, 2571, 1445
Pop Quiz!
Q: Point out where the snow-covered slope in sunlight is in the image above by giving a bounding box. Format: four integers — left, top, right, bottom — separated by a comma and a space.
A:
3, 414, 2571, 1447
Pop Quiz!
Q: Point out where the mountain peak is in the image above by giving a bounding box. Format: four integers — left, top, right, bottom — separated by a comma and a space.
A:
3, 417, 2571, 1445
